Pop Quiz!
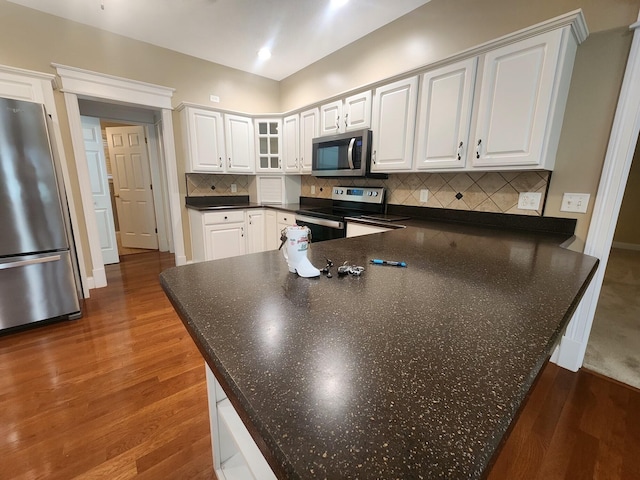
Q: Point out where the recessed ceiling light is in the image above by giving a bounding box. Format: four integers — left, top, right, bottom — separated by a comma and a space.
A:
258, 48, 272, 61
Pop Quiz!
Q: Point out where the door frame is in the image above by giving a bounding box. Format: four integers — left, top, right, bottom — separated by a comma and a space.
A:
552, 12, 640, 371
54, 64, 186, 293
78, 101, 172, 254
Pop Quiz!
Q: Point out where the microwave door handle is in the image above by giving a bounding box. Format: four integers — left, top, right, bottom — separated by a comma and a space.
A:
347, 137, 356, 169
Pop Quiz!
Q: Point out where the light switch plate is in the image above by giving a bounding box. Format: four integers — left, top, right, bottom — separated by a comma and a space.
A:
230, 183, 237, 193
517, 192, 542, 210
420, 189, 429, 203
561, 193, 590, 213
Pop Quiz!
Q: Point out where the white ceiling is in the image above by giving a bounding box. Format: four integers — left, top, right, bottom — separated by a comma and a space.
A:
8, 0, 432, 81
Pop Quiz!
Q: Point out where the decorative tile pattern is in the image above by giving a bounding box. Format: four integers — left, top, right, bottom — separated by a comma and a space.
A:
187, 171, 549, 215
186, 173, 251, 196
302, 171, 550, 216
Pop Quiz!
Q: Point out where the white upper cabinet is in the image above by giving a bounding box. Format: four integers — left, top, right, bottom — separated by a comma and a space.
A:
182, 107, 225, 173
370, 76, 419, 172
344, 91, 372, 131
181, 106, 255, 174
319, 100, 342, 136
179, 14, 584, 176
299, 108, 319, 173
282, 114, 300, 173
255, 118, 282, 173
320, 91, 371, 135
225, 114, 255, 173
414, 58, 477, 170
471, 28, 573, 169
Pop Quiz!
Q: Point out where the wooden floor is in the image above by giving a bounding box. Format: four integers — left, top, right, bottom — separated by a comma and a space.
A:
1, 251, 639, 479
0, 252, 213, 479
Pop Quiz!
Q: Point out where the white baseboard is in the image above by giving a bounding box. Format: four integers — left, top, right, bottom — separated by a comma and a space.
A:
612, 241, 640, 251
93, 267, 107, 288
550, 335, 584, 372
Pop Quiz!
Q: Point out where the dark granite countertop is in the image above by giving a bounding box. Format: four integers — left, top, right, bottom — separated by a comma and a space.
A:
160, 224, 598, 479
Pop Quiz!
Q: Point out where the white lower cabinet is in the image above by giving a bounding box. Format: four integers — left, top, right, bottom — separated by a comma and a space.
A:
276, 211, 296, 242
189, 210, 246, 262
246, 210, 267, 254
265, 210, 278, 251
205, 364, 277, 480
346, 222, 392, 237
190, 208, 295, 262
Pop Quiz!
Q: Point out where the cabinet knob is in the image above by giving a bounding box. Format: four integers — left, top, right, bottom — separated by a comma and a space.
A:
241, 226, 244, 237
336, 116, 340, 129
344, 113, 348, 128
228, 158, 231, 168
218, 157, 222, 168
476, 139, 482, 159
372, 150, 376, 164
457, 141, 464, 161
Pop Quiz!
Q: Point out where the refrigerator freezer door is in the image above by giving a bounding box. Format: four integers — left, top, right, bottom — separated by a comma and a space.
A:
0, 251, 80, 330
0, 98, 69, 257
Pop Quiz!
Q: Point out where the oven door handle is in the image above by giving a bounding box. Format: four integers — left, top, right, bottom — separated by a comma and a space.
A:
347, 137, 356, 170
295, 214, 344, 230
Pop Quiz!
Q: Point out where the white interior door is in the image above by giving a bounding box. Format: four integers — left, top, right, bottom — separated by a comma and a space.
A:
106, 125, 159, 250
81, 116, 119, 264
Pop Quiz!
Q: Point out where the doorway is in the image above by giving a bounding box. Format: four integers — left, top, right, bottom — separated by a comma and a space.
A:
83, 113, 166, 264
583, 137, 640, 389
53, 62, 185, 295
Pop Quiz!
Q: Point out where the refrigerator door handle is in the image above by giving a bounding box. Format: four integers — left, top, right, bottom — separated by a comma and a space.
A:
0, 254, 61, 271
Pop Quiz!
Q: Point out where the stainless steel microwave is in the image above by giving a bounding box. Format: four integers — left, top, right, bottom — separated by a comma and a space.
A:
312, 129, 372, 177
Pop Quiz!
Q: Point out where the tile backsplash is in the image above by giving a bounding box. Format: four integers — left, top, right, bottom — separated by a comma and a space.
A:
186, 173, 251, 196
301, 171, 550, 216
187, 171, 549, 216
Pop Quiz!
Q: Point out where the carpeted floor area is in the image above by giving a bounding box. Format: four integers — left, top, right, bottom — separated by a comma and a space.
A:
583, 248, 640, 390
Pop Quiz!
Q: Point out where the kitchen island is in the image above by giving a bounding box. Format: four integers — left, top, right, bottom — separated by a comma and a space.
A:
160, 221, 598, 479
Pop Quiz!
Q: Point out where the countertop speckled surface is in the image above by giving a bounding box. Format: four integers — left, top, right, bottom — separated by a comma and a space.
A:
160, 224, 598, 479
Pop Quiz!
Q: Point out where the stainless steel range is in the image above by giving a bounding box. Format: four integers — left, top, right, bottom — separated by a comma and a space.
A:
295, 186, 407, 242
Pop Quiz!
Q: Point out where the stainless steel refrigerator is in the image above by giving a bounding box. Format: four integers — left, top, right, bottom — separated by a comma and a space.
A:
0, 97, 81, 332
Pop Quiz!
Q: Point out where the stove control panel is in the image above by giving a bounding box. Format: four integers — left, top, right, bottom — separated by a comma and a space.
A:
332, 186, 385, 204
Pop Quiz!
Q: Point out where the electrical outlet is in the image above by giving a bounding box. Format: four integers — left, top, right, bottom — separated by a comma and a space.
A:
311, 185, 316, 194
230, 183, 237, 193
561, 193, 590, 213
419, 189, 429, 203
209, 94, 220, 103
517, 192, 542, 210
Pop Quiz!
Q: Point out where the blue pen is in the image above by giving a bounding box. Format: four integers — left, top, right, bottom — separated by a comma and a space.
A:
370, 259, 407, 267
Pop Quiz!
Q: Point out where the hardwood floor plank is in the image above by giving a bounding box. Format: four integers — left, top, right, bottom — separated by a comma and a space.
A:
488, 363, 640, 480
0, 252, 213, 479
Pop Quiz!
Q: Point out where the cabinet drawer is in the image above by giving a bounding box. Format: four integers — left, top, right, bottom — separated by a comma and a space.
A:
276, 211, 296, 225
202, 210, 246, 225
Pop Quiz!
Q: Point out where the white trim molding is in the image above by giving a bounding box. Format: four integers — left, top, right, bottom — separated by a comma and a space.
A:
63, 92, 107, 289
552, 10, 640, 371
52, 64, 174, 109
54, 64, 185, 292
